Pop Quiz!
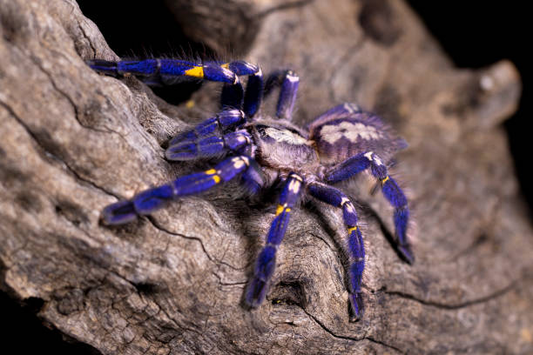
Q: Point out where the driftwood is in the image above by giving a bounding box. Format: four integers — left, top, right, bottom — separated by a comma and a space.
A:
1, 0, 532, 353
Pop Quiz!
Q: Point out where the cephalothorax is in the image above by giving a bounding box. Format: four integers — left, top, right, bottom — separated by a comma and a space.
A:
88, 58, 413, 321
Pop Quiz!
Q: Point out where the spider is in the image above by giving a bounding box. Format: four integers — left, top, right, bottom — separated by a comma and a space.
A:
87, 58, 414, 321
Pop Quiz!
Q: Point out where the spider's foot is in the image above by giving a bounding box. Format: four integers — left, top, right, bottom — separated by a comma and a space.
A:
244, 278, 269, 309
103, 185, 174, 224
166, 142, 198, 161
349, 292, 364, 322
398, 243, 415, 265
87, 59, 119, 76
245, 246, 277, 308
102, 200, 137, 225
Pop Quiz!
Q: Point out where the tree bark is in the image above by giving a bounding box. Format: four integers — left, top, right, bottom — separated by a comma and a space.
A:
1, 0, 532, 354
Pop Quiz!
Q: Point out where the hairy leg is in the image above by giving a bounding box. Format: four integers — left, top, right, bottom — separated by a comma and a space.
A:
166, 130, 251, 161
264, 70, 300, 120
308, 182, 365, 321
245, 173, 304, 307
326, 152, 414, 263
103, 156, 252, 224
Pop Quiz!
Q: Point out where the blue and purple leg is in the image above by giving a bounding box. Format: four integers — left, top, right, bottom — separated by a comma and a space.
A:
168, 109, 245, 147
87, 59, 238, 85
325, 152, 414, 264
89, 58, 264, 118
166, 130, 252, 161
240, 159, 265, 195
276, 70, 299, 120
245, 173, 304, 308
264, 70, 300, 120
307, 103, 364, 131
308, 182, 365, 321
220, 61, 263, 118
102, 155, 252, 225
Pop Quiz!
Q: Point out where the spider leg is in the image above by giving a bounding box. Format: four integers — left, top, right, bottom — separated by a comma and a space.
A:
307, 102, 364, 131
220, 61, 263, 118
102, 155, 252, 225
325, 152, 414, 264
88, 59, 264, 118
324, 153, 372, 184
245, 173, 303, 308
166, 130, 252, 161
264, 70, 300, 120
240, 159, 265, 195
87, 59, 238, 84
168, 109, 245, 147
308, 182, 365, 321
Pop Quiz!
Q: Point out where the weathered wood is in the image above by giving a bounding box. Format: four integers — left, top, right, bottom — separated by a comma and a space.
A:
1, 0, 532, 354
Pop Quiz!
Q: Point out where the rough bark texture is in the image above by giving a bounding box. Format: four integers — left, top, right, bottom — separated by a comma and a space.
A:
1, 0, 532, 354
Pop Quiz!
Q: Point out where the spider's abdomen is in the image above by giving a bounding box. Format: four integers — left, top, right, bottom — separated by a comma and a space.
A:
250, 121, 318, 172
309, 103, 407, 165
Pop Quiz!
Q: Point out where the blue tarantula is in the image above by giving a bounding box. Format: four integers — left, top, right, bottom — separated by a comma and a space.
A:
87, 58, 413, 321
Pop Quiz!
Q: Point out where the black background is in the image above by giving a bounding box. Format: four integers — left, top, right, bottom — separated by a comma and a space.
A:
2, 2, 530, 353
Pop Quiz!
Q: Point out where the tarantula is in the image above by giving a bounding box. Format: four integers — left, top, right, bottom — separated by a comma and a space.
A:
87, 58, 413, 321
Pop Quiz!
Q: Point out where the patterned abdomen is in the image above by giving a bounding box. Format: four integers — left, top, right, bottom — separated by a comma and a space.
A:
309, 103, 406, 165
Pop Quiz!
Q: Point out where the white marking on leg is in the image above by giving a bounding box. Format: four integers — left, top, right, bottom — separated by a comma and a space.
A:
340, 197, 351, 206
344, 202, 355, 214
344, 103, 355, 113
287, 71, 299, 83
288, 178, 301, 193
232, 157, 247, 169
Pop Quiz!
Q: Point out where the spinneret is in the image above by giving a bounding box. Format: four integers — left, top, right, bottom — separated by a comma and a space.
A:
89, 58, 413, 321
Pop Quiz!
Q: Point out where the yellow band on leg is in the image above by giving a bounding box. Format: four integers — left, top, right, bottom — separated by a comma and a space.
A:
275, 204, 284, 216
184, 66, 204, 78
